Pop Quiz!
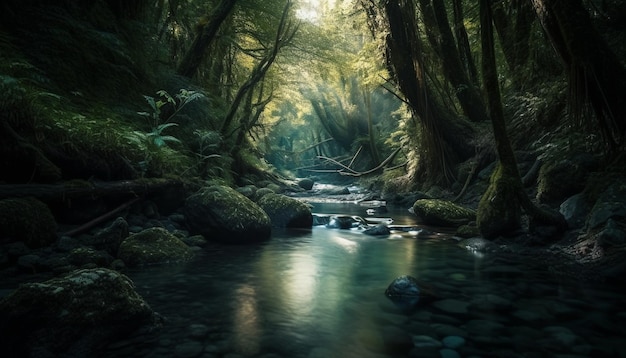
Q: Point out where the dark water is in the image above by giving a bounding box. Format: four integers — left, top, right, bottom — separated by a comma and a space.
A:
110, 203, 626, 358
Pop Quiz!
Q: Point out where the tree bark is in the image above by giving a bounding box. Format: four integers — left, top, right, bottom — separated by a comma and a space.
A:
176, 0, 237, 79
452, 0, 479, 87
477, 0, 566, 239
492, 0, 534, 77
420, 0, 489, 122
383, 0, 475, 183
530, 0, 626, 151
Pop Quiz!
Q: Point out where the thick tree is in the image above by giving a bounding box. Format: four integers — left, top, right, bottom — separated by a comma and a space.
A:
177, 0, 238, 79
530, 0, 626, 152
379, 0, 475, 185
476, 0, 566, 239
418, 0, 489, 123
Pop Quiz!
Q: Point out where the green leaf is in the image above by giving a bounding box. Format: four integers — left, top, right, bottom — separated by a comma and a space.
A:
159, 135, 181, 143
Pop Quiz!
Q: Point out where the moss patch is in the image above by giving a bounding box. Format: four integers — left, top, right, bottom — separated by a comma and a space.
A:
184, 185, 271, 243
412, 199, 475, 227
0, 197, 57, 248
476, 164, 522, 239
257, 193, 312, 228
118, 227, 194, 267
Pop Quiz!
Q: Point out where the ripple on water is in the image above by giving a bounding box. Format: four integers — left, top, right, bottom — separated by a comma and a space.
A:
104, 203, 626, 358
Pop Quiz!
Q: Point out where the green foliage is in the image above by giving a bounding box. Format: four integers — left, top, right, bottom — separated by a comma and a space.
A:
137, 89, 205, 128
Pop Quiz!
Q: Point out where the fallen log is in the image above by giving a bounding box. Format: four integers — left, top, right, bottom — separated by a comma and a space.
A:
0, 178, 184, 201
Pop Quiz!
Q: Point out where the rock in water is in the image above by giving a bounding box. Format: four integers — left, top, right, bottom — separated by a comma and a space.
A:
385, 275, 421, 309
297, 178, 314, 190
257, 193, 312, 228
184, 185, 271, 244
363, 224, 391, 236
0, 268, 160, 357
412, 199, 475, 227
326, 215, 358, 229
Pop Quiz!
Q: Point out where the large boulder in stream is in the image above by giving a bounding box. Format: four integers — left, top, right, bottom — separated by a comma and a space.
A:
0, 268, 160, 357
184, 185, 271, 244
118, 227, 194, 267
412, 199, 476, 227
257, 193, 313, 228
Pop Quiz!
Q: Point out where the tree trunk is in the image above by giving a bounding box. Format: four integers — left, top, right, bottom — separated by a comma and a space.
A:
220, 0, 296, 134
383, 0, 475, 184
492, 0, 534, 77
531, 0, 626, 151
477, 0, 566, 239
420, 0, 489, 122
452, 0, 479, 87
176, 0, 237, 79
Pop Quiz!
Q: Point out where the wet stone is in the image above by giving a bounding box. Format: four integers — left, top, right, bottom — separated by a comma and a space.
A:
174, 340, 204, 358
17, 254, 41, 271
412, 335, 442, 348
442, 336, 465, 349
430, 323, 468, 338
469, 293, 513, 312
463, 319, 504, 336
433, 299, 469, 315
541, 326, 581, 350
189, 324, 209, 339
440, 348, 461, 358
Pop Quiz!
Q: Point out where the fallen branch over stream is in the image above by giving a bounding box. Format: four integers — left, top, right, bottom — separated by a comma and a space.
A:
317, 147, 403, 177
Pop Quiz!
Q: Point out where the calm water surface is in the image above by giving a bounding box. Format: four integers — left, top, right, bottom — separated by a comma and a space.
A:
110, 203, 626, 358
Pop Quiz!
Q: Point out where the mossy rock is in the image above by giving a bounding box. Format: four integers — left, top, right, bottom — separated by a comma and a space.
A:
254, 187, 275, 201
118, 227, 194, 267
184, 185, 271, 244
537, 154, 597, 204
0, 268, 157, 356
257, 193, 312, 228
0, 197, 57, 248
455, 224, 480, 238
412, 199, 476, 227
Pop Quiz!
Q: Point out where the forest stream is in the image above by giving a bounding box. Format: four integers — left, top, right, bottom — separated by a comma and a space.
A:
99, 201, 626, 358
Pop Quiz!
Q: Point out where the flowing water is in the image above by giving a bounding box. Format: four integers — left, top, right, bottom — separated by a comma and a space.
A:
106, 202, 626, 358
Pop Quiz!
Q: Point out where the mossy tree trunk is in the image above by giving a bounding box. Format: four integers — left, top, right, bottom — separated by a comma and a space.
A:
477, 0, 566, 239
177, 0, 238, 79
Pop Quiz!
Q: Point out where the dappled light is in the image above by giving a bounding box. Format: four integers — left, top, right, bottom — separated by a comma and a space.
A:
1, 0, 625, 357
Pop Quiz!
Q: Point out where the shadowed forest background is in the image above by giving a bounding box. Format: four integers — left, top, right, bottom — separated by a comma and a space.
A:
1, 0, 626, 271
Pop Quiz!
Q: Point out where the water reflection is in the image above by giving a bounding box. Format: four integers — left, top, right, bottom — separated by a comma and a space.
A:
232, 284, 261, 355
110, 203, 626, 358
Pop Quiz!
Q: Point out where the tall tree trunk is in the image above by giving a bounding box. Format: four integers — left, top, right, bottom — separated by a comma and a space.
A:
452, 0, 479, 87
477, 0, 566, 239
419, 0, 489, 122
176, 0, 237, 79
492, 0, 534, 87
383, 0, 475, 184
531, 0, 626, 151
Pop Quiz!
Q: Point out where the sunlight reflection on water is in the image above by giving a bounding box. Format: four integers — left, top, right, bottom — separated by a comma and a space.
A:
108, 202, 626, 358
